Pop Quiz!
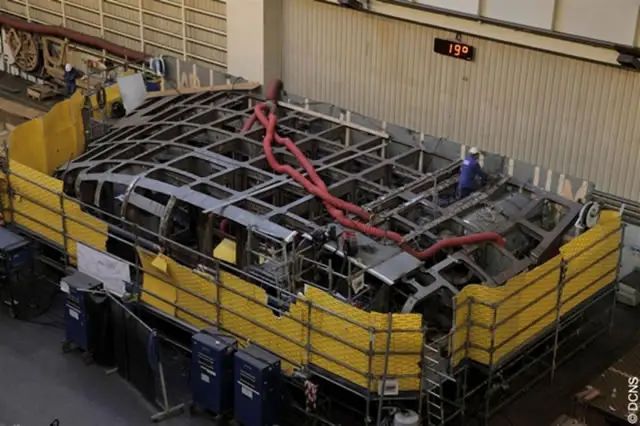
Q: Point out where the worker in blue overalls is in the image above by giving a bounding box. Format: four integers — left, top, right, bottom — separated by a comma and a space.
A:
63, 63, 78, 98
458, 146, 488, 199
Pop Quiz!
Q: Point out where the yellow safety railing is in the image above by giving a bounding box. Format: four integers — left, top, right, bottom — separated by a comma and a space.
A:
451, 211, 622, 367
1, 89, 623, 390
1, 159, 424, 393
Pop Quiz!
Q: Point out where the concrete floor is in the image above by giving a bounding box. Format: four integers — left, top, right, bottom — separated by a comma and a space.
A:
495, 302, 640, 426
0, 307, 213, 426
0, 315, 153, 426
0, 68, 636, 426
1, 296, 638, 426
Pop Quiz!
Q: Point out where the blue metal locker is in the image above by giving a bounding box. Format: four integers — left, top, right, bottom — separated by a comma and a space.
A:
62, 271, 102, 352
234, 345, 281, 426
0, 227, 31, 318
191, 329, 237, 414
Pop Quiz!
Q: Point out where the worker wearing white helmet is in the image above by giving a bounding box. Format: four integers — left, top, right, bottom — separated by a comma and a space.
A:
458, 146, 488, 199
63, 63, 78, 97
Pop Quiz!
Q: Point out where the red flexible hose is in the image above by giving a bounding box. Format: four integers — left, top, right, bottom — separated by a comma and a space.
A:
0, 15, 148, 61
243, 83, 505, 260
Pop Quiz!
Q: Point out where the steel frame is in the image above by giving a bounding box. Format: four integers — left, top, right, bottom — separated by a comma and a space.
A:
3, 160, 622, 426
55, 91, 582, 315
2, 88, 619, 426
426, 224, 623, 426
2, 165, 424, 425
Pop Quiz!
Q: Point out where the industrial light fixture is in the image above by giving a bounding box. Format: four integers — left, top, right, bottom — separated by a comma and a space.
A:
615, 45, 640, 71
617, 53, 640, 71
338, 0, 365, 10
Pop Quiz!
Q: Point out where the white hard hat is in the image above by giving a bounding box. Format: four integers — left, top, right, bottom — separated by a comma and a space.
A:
468, 146, 480, 155
65, 63, 72, 72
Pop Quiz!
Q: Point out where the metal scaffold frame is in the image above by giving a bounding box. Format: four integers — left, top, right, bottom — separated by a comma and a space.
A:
423, 221, 623, 425
0, 161, 427, 425
0, 154, 624, 426
0, 86, 623, 425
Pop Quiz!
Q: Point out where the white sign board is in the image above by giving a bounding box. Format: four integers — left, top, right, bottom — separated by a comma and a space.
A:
117, 72, 147, 116
77, 243, 130, 297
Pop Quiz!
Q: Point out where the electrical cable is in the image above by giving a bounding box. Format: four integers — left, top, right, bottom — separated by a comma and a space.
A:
243, 79, 505, 261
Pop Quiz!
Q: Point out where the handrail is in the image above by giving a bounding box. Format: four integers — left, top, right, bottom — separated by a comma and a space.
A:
2, 162, 424, 394
448, 215, 622, 368
2, 157, 622, 389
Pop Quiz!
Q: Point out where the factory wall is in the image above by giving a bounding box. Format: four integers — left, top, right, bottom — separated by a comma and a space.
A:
281, 0, 640, 200
1, 0, 227, 70
382, 0, 640, 46
0, 25, 596, 203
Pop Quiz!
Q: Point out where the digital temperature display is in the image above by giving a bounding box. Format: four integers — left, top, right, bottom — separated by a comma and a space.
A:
433, 38, 475, 61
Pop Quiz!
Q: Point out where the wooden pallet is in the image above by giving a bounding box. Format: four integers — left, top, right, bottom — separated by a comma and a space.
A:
26, 84, 60, 101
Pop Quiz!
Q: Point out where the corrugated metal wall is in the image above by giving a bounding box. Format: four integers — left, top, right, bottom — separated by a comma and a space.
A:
282, 0, 640, 199
3, 0, 227, 70
396, 0, 640, 46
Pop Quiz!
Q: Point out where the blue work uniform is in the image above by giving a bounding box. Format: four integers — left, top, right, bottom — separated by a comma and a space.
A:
63, 68, 78, 97
458, 154, 487, 198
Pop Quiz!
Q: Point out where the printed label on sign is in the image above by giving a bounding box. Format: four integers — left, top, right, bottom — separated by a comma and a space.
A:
241, 385, 253, 399
200, 373, 210, 383
69, 309, 79, 320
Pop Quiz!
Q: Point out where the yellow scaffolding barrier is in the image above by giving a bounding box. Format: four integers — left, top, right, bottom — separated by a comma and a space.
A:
452, 211, 622, 367
0, 88, 623, 397
138, 248, 423, 391
0, 159, 423, 393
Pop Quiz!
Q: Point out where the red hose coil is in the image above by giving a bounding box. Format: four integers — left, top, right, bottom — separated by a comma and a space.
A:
243, 81, 505, 260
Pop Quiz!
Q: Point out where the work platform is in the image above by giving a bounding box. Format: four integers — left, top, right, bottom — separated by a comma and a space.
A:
0, 82, 625, 426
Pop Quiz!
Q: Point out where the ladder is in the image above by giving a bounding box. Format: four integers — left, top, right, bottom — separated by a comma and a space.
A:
423, 343, 453, 426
